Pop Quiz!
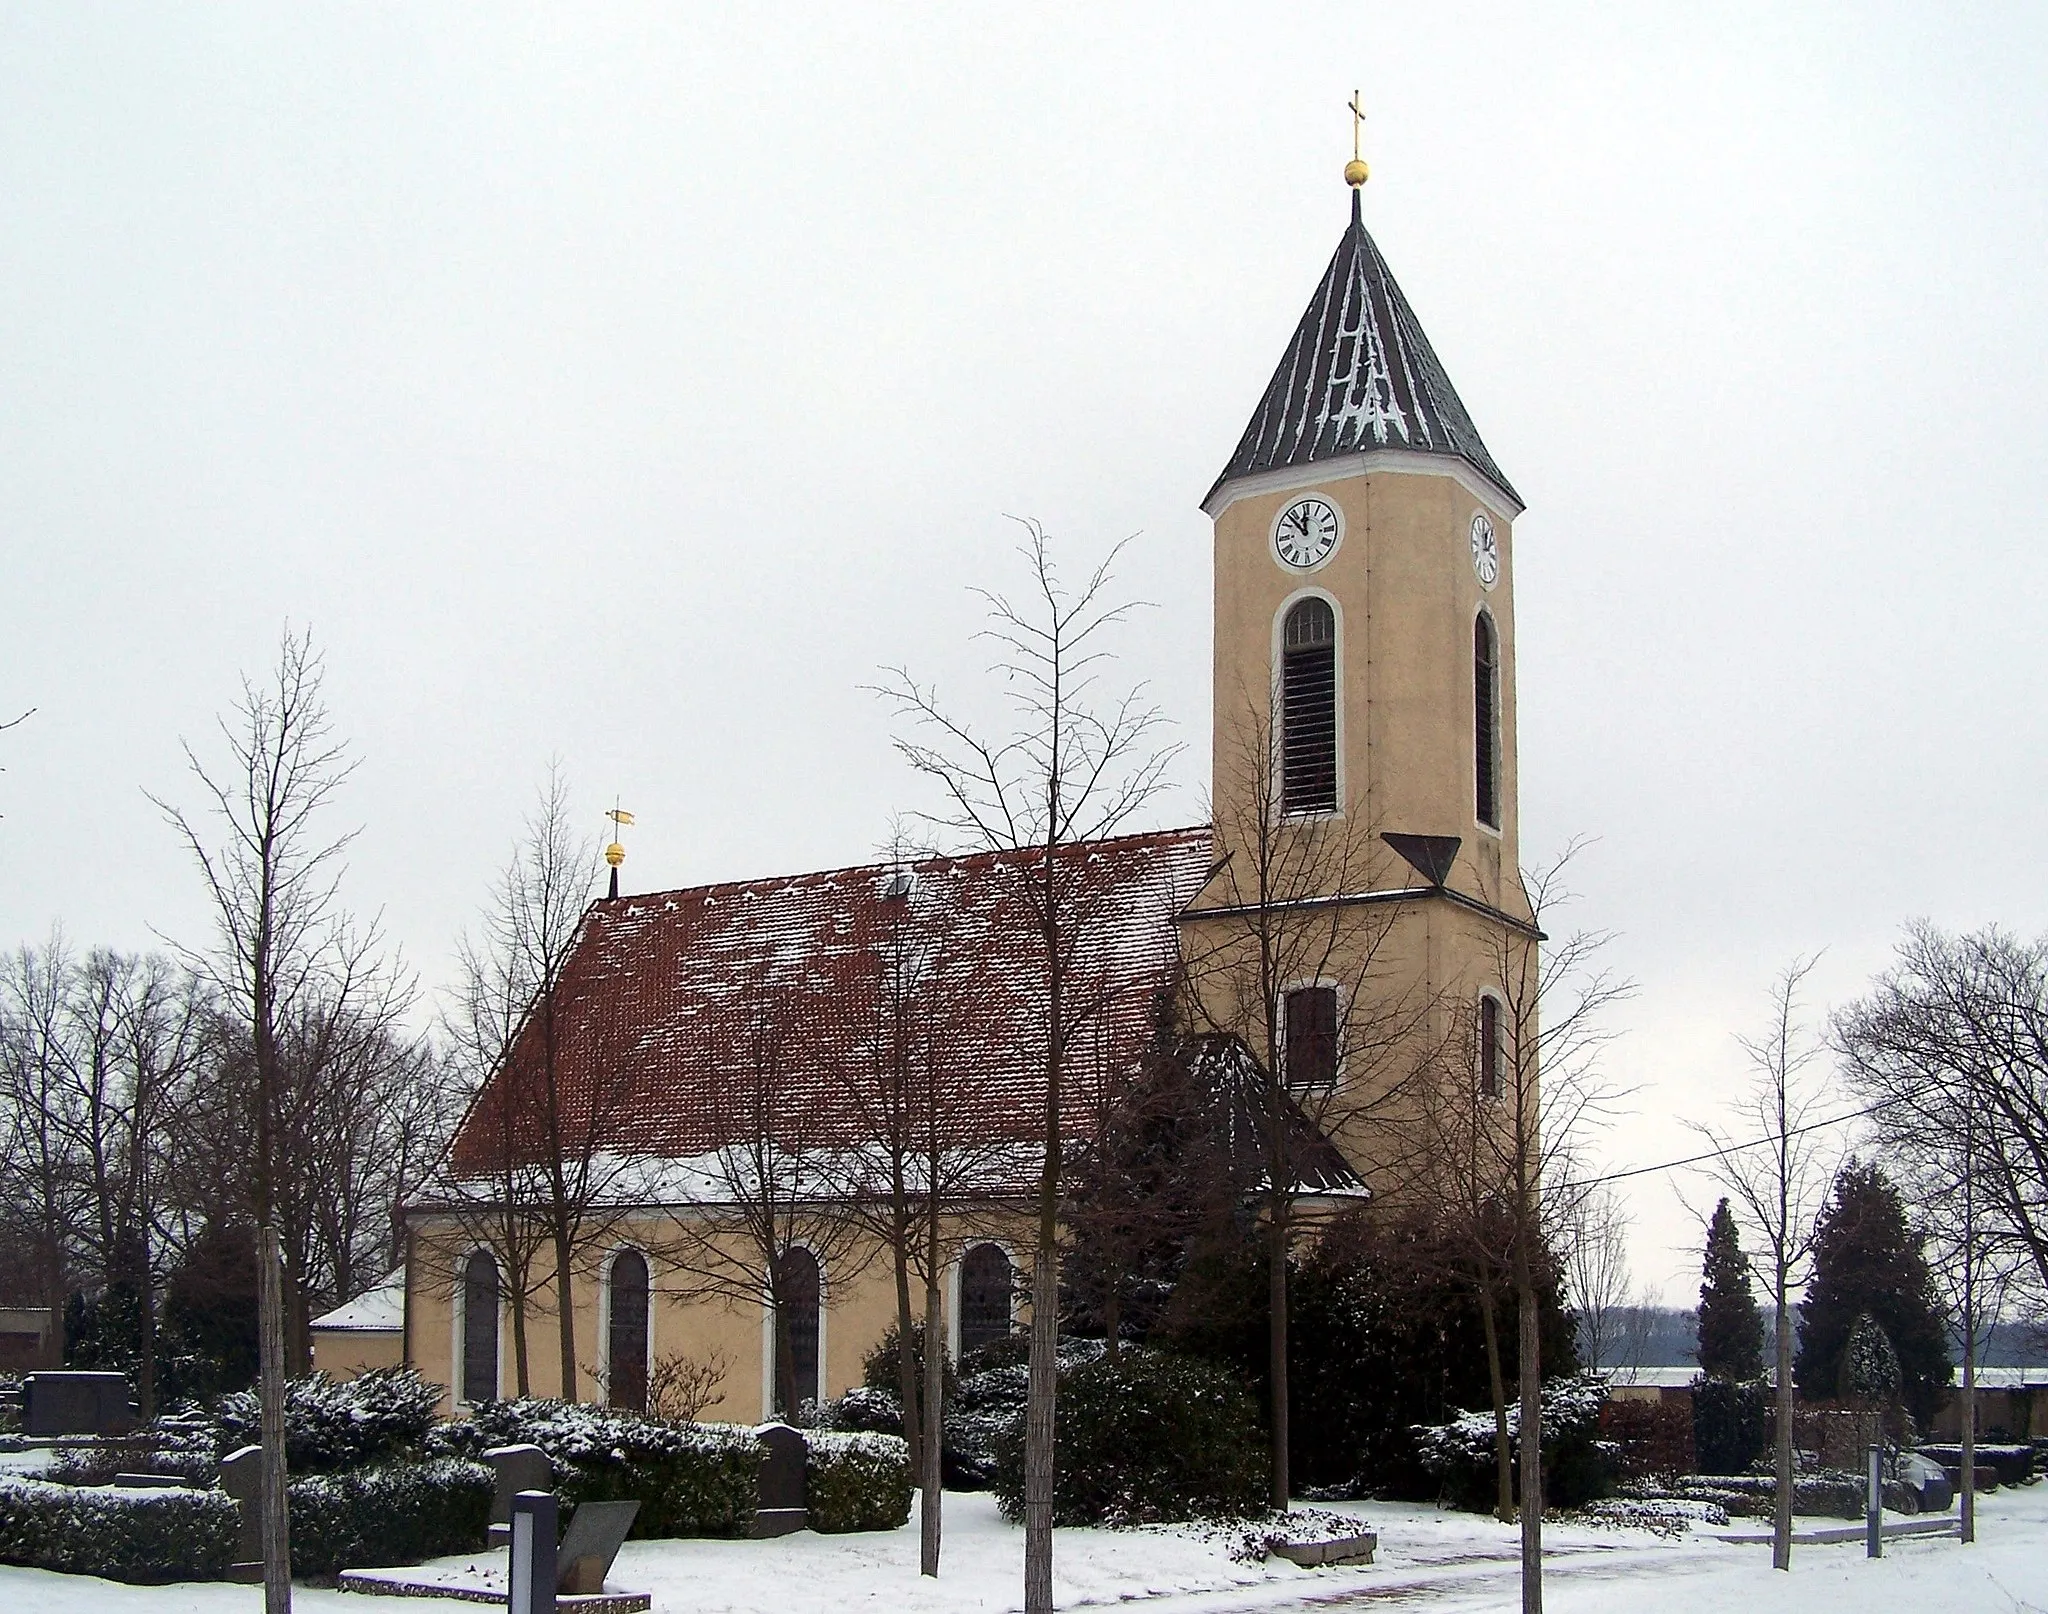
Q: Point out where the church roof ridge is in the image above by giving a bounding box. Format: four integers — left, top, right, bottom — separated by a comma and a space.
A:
1208, 192, 1518, 510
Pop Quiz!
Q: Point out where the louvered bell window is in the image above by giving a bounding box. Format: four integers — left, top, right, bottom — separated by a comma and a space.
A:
1285, 985, 1338, 1088
1282, 598, 1337, 814
1474, 614, 1500, 830
1479, 994, 1503, 1100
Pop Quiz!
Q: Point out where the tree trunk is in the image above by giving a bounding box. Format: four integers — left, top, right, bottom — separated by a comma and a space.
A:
1477, 1276, 1514, 1522
553, 1226, 578, 1400
1267, 1207, 1290, 1511
510, 1263, 532, 1398
1022, 1229, 1058, 1614
920, 1263, 944, 1576
1772, 1278, 1794, 1571
894, 1237, 923, 1473
1515, 1263, 1542, 1614
258, 1223, 293, 1614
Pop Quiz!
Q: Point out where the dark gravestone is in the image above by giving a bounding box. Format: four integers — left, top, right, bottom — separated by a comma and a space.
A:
486, 1444, 554, 1547
218, 1445, 266, 1581
21, 1371, 134, 1437
555, 1500, 639, 1594
753, 1422, 807, 1537
112, 1473, 190, 1489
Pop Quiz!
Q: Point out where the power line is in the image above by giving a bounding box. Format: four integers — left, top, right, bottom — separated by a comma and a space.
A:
1566, 1097, 1891, 1191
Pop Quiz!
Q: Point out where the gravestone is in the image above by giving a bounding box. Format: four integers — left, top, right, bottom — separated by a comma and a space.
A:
486, 1444, 554, 1547
217, 1445, 266, 1582
555, 1499, 639, 1594
20, 1371, 134, 1437
112, 1473, 190, 1489
753, 1422, 808, 1537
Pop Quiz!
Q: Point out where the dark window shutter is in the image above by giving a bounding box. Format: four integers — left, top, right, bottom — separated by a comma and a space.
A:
461, 1251, 500, 1404
959, 1243, 1015, 1353
774, 1247, 822, 1414
1474, 616, 1499, 828
1282, 599, 1338, 814
607, 1250, 650, 1414
1479, 995, 1501, 1099
1285, 985, 1339, 1087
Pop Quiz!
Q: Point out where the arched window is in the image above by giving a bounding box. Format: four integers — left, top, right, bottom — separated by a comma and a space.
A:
959, 1244, 1014, 1354
1474, 613, 1500, 829
460, 1250, 500, 1404
607, 1250, 650, 1414
1478, 994, 1503, 1100
1281, 597, 1338, 815
772, 1247, 821, 1416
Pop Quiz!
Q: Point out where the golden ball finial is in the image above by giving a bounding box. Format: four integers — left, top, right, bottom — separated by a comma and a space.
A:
1345, 158, 1370, 188
605, 842, 626, 869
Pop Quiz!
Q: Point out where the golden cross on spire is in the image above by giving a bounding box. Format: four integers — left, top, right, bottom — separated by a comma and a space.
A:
1345, 91, 1370, 188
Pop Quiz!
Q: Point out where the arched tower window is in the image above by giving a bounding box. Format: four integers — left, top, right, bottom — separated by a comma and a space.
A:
1478, 994, 1503, 1100
460, 1250, 500, 1404
772, 1247, 821, 1416
1281, 597, 1338, 815
607, 1250, 650, 1414
1474, 613, 1500, 830
959, 1243, 1014, 1354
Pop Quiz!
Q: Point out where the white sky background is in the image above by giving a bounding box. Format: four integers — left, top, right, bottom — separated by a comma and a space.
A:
3, 3, 2046, 1308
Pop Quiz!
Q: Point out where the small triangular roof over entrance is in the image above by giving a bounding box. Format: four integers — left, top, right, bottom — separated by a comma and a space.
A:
1207, 192, 1518, 514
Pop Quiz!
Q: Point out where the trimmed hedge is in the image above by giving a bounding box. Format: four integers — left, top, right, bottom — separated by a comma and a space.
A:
990, 1348, 1267, 1526
289, 1458, 492, 1577
803, 1430, 913, 1532
429, 1399, 762, 1538
0, 1475, 238, 1583
48, 1433, 218, 1489
213, 1367, 443, 1474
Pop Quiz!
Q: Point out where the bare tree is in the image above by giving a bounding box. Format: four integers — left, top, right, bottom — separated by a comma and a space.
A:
658, 978, 875, 1418
1688, 958, 1836, 1573
1177, 690, 1432, 1506
1835, 922, 2048, 1545
820, 846, 1016, 1576
438, 766, 603, 1397
1564, 1185, 1634, 1375
152, 625, 364, 1613
876, 522, 1177, 1614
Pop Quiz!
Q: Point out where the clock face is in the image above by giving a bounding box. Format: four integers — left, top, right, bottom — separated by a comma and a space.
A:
1274, 496, 1341, 570
1470, 513, 1500, 589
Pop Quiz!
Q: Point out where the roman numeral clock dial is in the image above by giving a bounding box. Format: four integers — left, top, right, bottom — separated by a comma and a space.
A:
1273, 495, 1341, 570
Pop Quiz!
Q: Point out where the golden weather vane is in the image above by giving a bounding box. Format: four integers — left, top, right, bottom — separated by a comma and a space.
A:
1346, 90, 1370, 188
604, 801, 634, 896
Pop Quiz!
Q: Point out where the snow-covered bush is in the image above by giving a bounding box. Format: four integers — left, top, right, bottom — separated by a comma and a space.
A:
1582, 1497, 1728, 1535
802, 1430, 913, 1532
47, 1433, 217, 1489
0, 1474, 238, 1582
428, 1399, 762, 1538
288, 1458, 492, 1577
816, 1385, 904, 1438
1690, 1377, 1768, 1475
1411, 1373, 1614, 1512
0, 1374, 20, 1436
213, 1367, 443, 1473
944, 1335, 1105, 1490
1673, 1470, 1864, 1519
990, 1347, 1267, 1526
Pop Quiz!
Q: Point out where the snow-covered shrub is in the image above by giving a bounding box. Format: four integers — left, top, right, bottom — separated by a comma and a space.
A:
47, 1434, 217, 1489
288, 1458, 492, 1577
817, 1385, 903, 1438
213, 1367, 443, 1473
1582, 1497, 1728, 1535
945, 1336, 1104, 1490
1673, 1470, 1864, 1519
990, 1347, 1267, 1526
0, 1374, 20, 1436
1691, 1377, 1769, 1475
428, 1399, 762, 1537
1411, 1373, 1614, 1512
1599, 1396, 1694, 1480
1225, 1507, 1366, 1564
802, 1430, 913, 1532
0, 1474, 239, 1582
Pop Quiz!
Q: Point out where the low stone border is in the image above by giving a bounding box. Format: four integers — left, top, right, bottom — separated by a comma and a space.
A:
1719, 1518, 1958, 1547
339, 1567, 650, 1613
1270, 1531, 1378, 1567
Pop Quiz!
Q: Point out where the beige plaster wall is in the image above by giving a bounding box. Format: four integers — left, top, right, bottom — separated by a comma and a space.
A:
406, 1211, 1032, 1422
310, 1327, 404, 1381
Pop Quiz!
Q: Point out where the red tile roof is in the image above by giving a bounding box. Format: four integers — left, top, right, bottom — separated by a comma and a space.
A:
438, 827, 1217, 1196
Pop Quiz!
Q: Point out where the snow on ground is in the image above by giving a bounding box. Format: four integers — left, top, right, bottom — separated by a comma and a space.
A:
1, 1482, 2044, 1614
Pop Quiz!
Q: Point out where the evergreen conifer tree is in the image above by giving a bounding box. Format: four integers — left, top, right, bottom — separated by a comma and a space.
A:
1793, 1161, 1952, 1428
1696, 1198, 1766, 1381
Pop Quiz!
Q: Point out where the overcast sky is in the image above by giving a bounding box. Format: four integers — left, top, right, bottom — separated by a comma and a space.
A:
4, 3, 2045, 1307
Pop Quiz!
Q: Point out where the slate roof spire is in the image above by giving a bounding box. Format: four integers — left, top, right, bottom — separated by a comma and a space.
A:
1207, 189, 1518, 511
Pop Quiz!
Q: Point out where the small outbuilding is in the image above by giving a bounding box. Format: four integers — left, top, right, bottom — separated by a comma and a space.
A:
310, 1270, 405, 1381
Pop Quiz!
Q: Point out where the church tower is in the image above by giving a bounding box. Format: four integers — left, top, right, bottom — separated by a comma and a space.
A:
1183, 149, 1537, 1153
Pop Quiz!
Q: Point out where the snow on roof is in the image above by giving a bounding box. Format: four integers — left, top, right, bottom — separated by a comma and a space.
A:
310, 1270, 404, 1334
421, 828, 1219, 1206
1209, 191, 1518, 511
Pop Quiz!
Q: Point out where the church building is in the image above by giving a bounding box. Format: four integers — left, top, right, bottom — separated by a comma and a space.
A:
389, 158, 1536, 1422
